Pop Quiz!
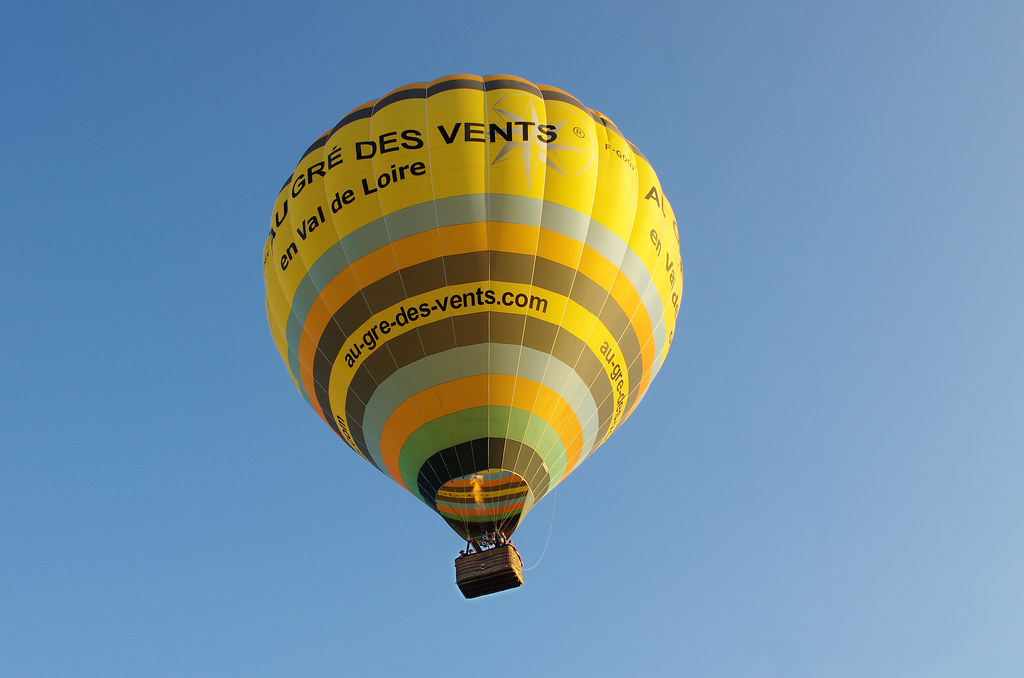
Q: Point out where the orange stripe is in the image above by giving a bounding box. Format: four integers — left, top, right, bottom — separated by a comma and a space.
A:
442, 478, 527, 490
437, 502, 526, 518
377, 374, 584, 487
296, 266, 361, 418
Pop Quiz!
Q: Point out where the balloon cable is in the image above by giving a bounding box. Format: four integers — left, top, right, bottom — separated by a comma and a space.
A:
523, 490, 556, 571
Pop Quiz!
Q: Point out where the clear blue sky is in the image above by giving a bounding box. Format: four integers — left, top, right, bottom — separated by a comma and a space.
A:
3, 2, 1023, 676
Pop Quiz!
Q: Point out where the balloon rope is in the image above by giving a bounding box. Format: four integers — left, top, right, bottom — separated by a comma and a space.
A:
523, 490, 556, 571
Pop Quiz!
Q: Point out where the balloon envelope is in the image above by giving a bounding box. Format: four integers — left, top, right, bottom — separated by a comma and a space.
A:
263, 75, 681, 540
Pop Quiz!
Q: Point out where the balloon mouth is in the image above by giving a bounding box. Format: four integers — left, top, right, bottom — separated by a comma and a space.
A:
434, 469, 535, 541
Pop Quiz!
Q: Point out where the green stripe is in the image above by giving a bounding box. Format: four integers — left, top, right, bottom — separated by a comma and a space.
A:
399, 406, 567, 503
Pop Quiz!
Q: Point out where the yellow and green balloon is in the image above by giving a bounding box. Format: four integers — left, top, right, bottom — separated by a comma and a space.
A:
263, 75, 681, 541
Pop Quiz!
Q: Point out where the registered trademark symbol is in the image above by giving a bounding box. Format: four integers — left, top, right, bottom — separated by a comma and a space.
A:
573, 126, 586, 138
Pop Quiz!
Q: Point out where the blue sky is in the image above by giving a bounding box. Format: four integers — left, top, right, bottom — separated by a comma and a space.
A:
3, 1, 1023, 676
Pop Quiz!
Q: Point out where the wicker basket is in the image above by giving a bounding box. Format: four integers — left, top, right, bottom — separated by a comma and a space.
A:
455, 545, 524, 598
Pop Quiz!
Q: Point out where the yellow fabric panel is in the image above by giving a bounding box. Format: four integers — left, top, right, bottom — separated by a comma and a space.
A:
590, 121, 640, 248
536, 92, 600, 216
635, 157, 680, 348
425, 76, 488, 200
321, 111, 385, 241
274, 146, 332, 297
663, 196, 682, 354
366, 86, 435, 217
626, 156, 670, 288
481, 77, 548, 202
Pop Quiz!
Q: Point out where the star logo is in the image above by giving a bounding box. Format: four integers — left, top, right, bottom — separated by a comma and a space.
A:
489, 95, 594, 185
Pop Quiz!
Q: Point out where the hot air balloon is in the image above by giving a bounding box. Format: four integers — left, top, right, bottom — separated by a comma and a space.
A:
263, 74, 681, 597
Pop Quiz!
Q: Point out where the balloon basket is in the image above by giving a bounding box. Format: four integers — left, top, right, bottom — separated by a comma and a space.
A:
455, 544, 524, 598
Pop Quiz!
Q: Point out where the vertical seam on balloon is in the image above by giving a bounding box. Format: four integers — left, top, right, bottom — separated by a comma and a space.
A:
525, 90, 601, 492
303, 116, 388, 467
498, 79, 548, 532
477, 74, 500, 539
313, 102, 407, 470
419, 77, 472, 536
483, 77, 497, 509
486, 78, 524, 540
528, 94, 603, 489
580, 122, 675, 465
284, 151, 350, 419
413, 89, 461, 528
566, 117, 644, 472
546, 124, 640, 474
470, 75, 495, 539
364, 84, 455, 510
281, 139, 351, 439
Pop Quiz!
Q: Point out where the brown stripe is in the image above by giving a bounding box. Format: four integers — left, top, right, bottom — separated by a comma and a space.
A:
311, 251, 642, 448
